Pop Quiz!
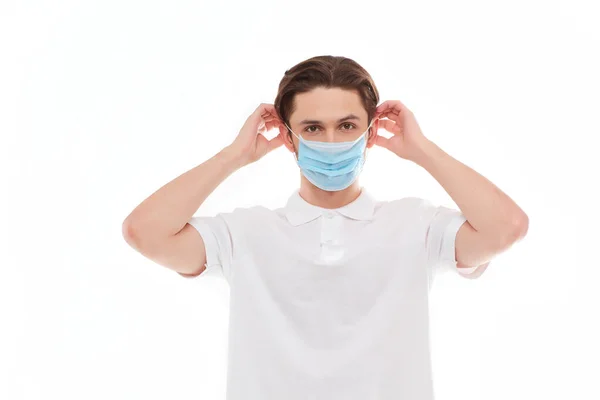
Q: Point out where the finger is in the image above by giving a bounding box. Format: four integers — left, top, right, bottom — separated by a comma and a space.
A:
257, 120, 266, 133
267, 119, 284, 130
376, 108, 403, 126
375, 100, 400, 116
375, 110, 395, 120
378, 99, 405, 112
258, 120, 275, 135
262, 114, 284, 129
374, 134, 391, 150
254, 105, 284, 133
374, 110, 398, 126
378, 119, 402, 135
266, 132, 284, 153
258, 104, 283, 122
376, 100, 408, 117
258, 121, 280, 139
263, 121, 287, 141
257, 102, 276, 115
253, 103, 280, 126
261, 112, 281, 122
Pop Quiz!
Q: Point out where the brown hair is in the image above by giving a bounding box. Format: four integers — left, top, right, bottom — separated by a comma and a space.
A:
274, 55, 380, 141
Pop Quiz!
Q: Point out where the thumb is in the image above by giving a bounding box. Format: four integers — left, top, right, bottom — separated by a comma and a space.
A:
374, 134, 391, 150
266, 133, 284, 154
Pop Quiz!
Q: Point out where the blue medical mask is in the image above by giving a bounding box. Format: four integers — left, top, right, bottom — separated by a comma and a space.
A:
284, 119, 374, 192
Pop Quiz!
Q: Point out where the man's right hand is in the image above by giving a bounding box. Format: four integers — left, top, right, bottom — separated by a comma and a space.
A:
225, 103, 286, 167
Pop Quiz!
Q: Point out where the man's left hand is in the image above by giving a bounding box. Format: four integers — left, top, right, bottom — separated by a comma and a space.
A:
374, 100, 430, 162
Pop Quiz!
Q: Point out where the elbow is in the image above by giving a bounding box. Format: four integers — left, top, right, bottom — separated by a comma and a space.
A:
122, 218, 165, 254
512, 213, 529, 241
500, 214, 528, 247
122, 218, 142, 249
493, 214, 529, 249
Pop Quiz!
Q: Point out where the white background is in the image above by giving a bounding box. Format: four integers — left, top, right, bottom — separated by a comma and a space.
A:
2, 1, 599, 399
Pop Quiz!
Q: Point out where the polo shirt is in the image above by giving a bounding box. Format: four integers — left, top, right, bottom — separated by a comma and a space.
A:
181, 187, 481, 400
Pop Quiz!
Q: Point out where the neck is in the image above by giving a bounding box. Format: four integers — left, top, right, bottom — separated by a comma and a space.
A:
298, 176, 362, 209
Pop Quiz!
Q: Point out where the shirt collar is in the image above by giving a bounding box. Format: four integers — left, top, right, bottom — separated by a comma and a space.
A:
284, 187, 376, 226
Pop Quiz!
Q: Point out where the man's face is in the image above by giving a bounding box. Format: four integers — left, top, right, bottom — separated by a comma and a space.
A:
283, 87, 378, 155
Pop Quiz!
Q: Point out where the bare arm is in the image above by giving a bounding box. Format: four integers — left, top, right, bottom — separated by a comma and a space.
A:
122, 103, 285, 276
122, 148, 243, 275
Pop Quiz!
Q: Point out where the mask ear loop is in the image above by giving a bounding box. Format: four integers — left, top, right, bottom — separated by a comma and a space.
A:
283, 123, 301, 163
284, 123, 299, 140
362, 117, 377, 167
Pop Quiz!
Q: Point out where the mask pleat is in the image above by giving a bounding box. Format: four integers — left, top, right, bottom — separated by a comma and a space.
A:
301, 156, 360, 176
289, 124, 371, 192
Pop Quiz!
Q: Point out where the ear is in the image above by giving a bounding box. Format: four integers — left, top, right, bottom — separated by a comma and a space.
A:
281, 125, 297, 153
366, 119, 379, 149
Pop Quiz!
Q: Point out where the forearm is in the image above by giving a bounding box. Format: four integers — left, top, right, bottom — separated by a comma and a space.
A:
123, 145, 244, 244
413, 139, 528, 241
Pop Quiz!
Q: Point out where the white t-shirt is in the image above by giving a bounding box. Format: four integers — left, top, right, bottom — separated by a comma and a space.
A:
180, 187, 484, 400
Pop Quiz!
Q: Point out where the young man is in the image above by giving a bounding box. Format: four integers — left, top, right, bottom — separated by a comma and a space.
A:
122, 56, 528, 400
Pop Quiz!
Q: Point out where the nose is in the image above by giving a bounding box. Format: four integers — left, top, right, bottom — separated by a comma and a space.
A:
324, 131, 337, 143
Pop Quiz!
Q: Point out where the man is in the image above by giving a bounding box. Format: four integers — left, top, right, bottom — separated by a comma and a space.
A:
122, 56, 528, 400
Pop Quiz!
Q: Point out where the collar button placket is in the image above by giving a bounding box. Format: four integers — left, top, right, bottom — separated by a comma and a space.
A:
320, 212, 342, 246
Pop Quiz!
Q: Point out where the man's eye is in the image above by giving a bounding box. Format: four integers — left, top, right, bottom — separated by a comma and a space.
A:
305, 123, 355, 133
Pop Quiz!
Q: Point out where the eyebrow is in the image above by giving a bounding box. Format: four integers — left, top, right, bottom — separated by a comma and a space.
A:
298, 114, 361, 125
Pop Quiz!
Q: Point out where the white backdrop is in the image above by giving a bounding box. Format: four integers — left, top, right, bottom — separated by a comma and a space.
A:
2, 1, 599, 399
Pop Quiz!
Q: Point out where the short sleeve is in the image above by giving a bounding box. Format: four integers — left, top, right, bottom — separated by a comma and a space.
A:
420, 200, 468, 281
178, 212, 238, 283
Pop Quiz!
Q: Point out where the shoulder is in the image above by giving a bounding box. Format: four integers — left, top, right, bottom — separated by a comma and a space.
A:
372, 196, 461, 234
389, 196, 458, 217
374, 196, 434, 218
213, 204, 284, 226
